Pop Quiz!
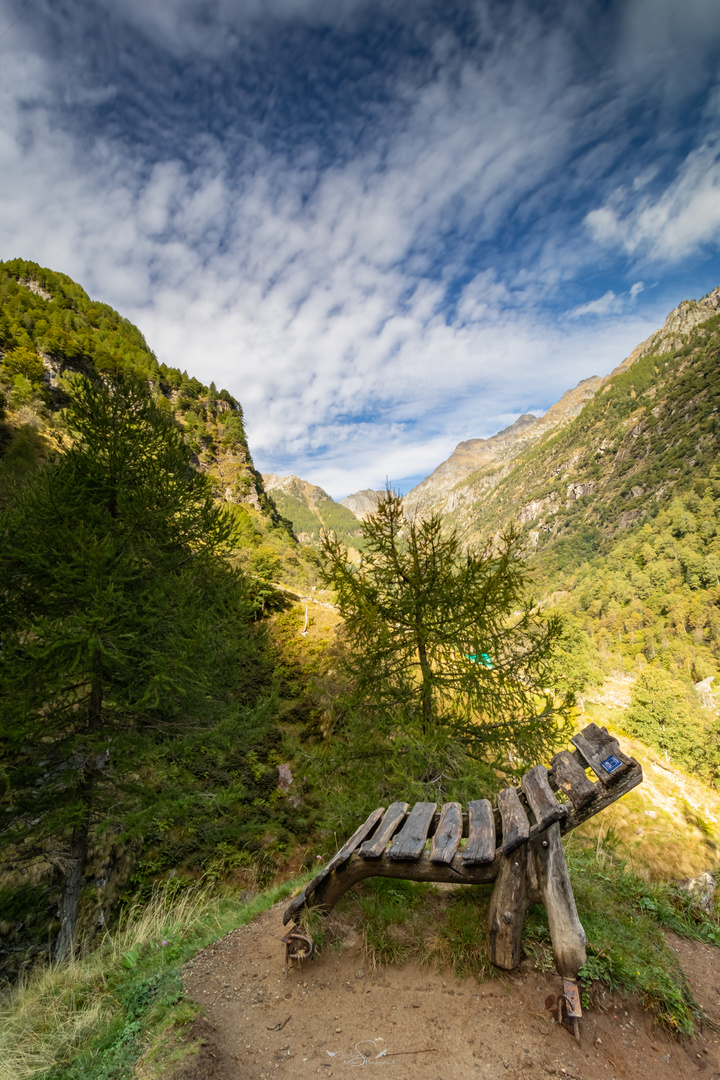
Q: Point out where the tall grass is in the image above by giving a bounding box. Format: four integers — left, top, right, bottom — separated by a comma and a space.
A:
0, 877, 309, 1080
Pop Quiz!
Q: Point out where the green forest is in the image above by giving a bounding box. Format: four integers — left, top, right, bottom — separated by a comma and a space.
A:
0, 261, 321, 973
451, 311, 720, 783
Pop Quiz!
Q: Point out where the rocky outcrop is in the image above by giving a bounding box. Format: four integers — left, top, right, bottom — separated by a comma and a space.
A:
606, 285, 720, 379
516, 494, 560, 525
403, 376, 603, 518
340, 489, 384, 519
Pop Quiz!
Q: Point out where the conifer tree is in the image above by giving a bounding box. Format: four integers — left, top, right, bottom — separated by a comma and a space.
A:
321, 490, 571, 765
0, 373, 257, 959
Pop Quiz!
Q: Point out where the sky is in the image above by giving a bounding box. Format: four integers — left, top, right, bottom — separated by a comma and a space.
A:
1, 0, 720, 498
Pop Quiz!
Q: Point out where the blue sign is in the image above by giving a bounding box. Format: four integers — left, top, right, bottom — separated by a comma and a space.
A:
601, 754, 623, 773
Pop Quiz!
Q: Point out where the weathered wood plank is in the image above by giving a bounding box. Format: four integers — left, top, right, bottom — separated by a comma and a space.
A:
571, 723, 634, 786
286, 847, 501, 921
430, 802, 463, 864
560, 763, 642, 835
550, 751, 596, 809
530, 823, 587, 978
487, 842, 536, 969
360, 801, 410, 858
497, 787, 530, 854
462, 799, 496, 865
389, 802, 437, 861
283, 806, 386, 922
521, 765, 567, 830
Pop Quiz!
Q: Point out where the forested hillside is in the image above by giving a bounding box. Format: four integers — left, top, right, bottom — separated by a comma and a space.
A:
0, 259, 268, 513
450, 303, 720, 781
262, 472, 363, 548
0, 261, 317, 975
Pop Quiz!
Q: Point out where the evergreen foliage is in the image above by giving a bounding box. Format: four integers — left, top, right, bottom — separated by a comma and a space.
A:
321, 490, 572, 764
0, 374, 273, 959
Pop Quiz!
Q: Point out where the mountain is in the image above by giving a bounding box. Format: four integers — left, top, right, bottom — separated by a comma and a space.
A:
402, 382, 601, 518
436, 286, 720, 721
0, 258, 294, 538
405, 287, 720, 520
340, 488, 385, 519
262, 472, 363, 545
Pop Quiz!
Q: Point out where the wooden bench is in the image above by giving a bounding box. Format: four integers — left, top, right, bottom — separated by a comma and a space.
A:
283, 724, 642, 1025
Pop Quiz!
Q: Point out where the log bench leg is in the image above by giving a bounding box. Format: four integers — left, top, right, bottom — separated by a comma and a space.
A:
487, 822, 586, 980
487, 842, 538, 970
531, 822, 587, 979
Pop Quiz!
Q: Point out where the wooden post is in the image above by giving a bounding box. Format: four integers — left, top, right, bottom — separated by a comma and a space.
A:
487, 823, 586, 978
487, 842, 538, 969
530, 823, 587, 978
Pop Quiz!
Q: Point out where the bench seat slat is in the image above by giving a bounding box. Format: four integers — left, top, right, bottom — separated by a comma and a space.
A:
570, 723, 633, 787
389, 801, 437, 861
550, 751, 596, 808
462, 799, 495, 864
360, 801, 410, 858
497, 787, 530, 854
521, 765, 567, 830
430, 802, 463, 864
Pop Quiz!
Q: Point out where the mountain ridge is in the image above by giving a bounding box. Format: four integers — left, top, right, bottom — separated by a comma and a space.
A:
397, 286, 720, 519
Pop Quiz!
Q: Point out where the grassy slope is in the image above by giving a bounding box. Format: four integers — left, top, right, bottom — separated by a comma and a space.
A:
0, 879, 310, 1080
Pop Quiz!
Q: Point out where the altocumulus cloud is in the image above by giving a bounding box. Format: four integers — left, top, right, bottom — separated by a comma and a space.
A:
1, 0, 719, 496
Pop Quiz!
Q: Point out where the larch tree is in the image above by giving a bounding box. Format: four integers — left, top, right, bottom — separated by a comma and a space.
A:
320, 490, 572, 766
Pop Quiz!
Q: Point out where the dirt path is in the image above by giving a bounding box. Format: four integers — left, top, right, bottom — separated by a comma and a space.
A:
180, 903, 720, 1080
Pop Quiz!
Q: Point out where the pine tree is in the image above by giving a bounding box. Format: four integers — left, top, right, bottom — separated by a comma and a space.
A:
0, 373, 257, 958
320, 490, 571, 766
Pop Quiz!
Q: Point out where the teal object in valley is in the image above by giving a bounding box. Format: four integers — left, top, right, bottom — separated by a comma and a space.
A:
465, 652, 493, 669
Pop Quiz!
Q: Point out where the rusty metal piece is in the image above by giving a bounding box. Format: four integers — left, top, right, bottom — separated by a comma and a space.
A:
555, 978, 581, 1045
281, 929, 313, 965
562, 977, 582, 1018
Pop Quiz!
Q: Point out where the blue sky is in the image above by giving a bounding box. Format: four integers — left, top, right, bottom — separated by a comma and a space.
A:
1, 0, 720, 498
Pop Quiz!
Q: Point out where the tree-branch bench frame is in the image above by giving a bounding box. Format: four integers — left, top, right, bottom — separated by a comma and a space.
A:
283, 724, 642, 1022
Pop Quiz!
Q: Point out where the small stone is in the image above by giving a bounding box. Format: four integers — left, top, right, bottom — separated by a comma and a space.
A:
335, 1027, 342, 1033
355, 969, 365, 979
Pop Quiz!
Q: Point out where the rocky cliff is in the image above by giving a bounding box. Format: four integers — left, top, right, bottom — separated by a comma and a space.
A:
402, 286, 720, 520
402, 377, 603, 518
340, 488, 385, 519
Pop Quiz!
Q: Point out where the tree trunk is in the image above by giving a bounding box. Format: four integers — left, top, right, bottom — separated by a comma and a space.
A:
54, 654, 103, 961
416, 637, 433, 734
54, 791, 92, 962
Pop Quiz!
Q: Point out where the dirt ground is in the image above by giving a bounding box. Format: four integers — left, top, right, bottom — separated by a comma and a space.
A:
180, 902, 720, 1080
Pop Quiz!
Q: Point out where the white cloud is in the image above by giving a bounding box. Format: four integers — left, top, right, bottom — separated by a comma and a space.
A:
567, 282, 646, 319
586, 138, 720, 261
568, 291, 623, 318
0, 0, 715, 498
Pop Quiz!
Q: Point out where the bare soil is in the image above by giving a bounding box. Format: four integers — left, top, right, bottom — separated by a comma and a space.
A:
179, 903, 720, 1080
